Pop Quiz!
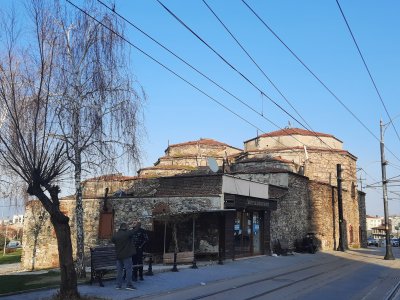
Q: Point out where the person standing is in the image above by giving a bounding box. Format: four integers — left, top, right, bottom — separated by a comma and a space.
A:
132, 220, 149, 281
112, 222, 136, 290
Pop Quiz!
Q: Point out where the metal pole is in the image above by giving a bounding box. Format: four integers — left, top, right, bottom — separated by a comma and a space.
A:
3, 222, 8, 256
380, 119, 395, 260
191, 216, 198, 269
337, 164, 345, 252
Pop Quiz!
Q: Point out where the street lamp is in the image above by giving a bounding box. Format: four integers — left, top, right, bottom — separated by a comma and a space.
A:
380, 119, 395, 260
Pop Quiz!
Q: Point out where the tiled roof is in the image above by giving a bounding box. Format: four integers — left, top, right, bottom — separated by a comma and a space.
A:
259, 128, 334, 138
245, 147, 356, 159
236, 155, 293, 164
167, 138, 242, 151
84, 173, 137, 182
139, 165, 196, 171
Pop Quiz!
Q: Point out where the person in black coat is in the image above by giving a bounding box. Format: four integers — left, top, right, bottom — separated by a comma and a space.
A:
111, 222, 136, 290
132, 220, 149, 281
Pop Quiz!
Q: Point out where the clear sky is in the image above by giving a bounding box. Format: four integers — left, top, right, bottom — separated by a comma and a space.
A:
1, 0, 400, 218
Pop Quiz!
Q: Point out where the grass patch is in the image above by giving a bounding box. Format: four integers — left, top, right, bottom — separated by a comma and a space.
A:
0, 270, 61, 294
0, 269, 107, 295
0, 249, 22, 265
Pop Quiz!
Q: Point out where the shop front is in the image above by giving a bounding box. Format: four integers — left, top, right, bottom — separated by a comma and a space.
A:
224, 193, 277, 258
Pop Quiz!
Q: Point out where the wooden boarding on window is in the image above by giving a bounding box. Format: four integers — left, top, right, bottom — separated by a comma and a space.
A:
98, 212, 114, 239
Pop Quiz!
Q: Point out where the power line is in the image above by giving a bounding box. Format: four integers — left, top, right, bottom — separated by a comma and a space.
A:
99, 0, 362, 180
94, 1, 331, 160
156, 0, 310, 131
93, 0, 323, 155
155, 0, 365, 177
202, 0, 313, 132
241, 0, 400, 164
335, 0, 400, 145
65, 0, 276, 144
200, 0, 361, 176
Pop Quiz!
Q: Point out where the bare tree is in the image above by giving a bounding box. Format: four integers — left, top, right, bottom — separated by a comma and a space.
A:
53, 1, 145, 277
0, 1, 78, 297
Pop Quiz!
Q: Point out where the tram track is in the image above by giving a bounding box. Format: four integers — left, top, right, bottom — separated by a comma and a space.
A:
136, 250, 400, 300
191, 260, 351, 300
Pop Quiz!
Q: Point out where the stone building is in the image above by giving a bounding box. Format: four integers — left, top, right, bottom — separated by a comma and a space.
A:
21, 129, 367, 270
138, 138, 242, 178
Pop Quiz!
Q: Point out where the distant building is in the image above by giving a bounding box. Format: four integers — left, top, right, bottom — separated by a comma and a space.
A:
371, 225, 386, 240
366, 215, 383, 232
12, 215, 24, 225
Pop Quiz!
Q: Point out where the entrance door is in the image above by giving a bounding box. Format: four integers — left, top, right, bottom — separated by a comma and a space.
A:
234, 211, 261, 257
252, 212, 261, 254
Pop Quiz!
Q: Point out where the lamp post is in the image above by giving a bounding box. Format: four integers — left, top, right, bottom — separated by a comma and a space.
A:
380, 119, 395, 260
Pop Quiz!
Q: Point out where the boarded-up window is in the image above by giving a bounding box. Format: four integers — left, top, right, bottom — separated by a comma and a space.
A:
99, 212, 114, 239
351, 182, 356, 199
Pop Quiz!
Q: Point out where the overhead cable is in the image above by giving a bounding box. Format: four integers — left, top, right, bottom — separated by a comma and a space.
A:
240, 0, 400, 164
336, 0, 400, 145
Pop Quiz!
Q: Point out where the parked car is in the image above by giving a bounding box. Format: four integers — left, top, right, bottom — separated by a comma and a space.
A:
6, 240, 22, 249
392, 239, 399, 247
367, 238, 378, 247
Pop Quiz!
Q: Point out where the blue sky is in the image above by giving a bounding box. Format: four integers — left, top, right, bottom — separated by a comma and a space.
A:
1, 0, 400, 218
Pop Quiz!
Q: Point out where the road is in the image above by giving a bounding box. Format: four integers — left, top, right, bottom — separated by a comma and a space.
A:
141, 247, 400, 300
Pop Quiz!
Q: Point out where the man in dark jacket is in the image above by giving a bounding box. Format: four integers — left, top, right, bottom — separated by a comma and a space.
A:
112, 222, 136, 290
132, 220, 149, 281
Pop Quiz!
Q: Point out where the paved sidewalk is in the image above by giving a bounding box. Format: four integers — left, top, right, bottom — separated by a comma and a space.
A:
0, 263, 21, 275
1, 248, 396, 300
0, 252, 325, 300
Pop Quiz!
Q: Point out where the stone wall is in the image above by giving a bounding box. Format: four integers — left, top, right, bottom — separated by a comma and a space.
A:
21, 195, 221, 270
308, 181, 361, 250
234, 172, 310, 249
358, 191, 367, 248
269, 174, 311, 249
304, 151, 357, 190
308, 181, 337, 250
245, 134, 343, 151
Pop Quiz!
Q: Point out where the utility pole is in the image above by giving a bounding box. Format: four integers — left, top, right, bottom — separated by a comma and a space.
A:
3, 222, 8, 256
380, 119, 395, 260
337, 164, 345, 251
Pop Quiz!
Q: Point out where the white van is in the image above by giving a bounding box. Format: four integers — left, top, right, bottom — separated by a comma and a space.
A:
6, 241, 21, 248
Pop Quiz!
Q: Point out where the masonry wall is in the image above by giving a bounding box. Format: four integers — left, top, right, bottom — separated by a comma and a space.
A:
358, 191, 368, 248
304, 151, 357, 190
269, 174, 311, 249
234, 172, 311, 249
308, 181, 361, 250
21, 195, 221, 270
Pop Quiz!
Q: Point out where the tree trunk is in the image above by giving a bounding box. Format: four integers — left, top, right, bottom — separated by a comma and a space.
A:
51, 214, 79, 298
74, 149, 86, 278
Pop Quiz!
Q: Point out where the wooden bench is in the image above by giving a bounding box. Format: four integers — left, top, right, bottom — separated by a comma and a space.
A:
277, 239, 293, 256
163, 251, 194, 264
90, 246, 117, 287
90, 246, 153, 286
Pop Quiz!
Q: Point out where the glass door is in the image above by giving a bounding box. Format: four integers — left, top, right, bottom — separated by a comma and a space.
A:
234, 211, 254, 257
252, 212, 261, 254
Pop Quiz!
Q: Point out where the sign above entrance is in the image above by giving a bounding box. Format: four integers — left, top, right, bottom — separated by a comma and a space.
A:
222, 175, 269, 199
224, 193, 277, 210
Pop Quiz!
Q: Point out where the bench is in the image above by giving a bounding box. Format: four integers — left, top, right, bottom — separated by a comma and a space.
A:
90, 246, 117, 287
276, 239, 293, 256
90, 246, 153, 286
163, 251, 194, 264
295, 237, 317, 254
